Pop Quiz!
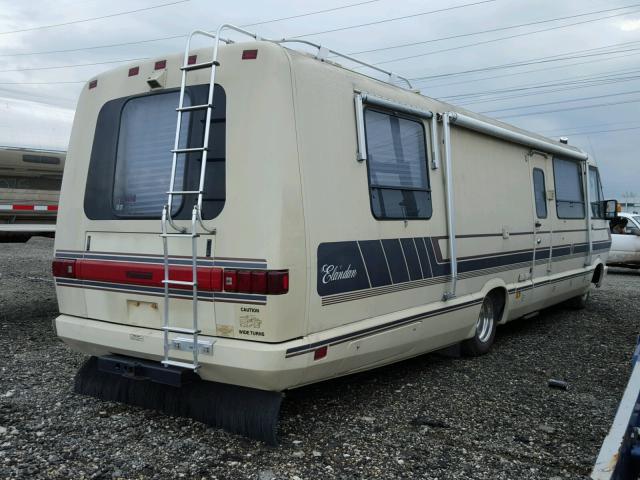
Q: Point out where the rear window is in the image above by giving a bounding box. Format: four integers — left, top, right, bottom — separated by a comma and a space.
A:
553, 157, 585, 219
113, 92, 189, 216
84, 84, 225, 220
364, 108, 432, 220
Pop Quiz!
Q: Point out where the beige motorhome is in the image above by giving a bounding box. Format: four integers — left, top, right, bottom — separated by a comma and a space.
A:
0, 146, 65, 240
52, 26, 614, 441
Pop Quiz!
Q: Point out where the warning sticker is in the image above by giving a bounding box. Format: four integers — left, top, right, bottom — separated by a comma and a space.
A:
237, 305, 264, 337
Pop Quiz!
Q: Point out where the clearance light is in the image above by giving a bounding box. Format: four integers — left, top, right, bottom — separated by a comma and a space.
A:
128, 66, 139, 77
88, 80, 98, 90
314, 346, 328, 360
188, 55, 197, 65
154, 60, 167, 70
242, 49, 258, 60
52, 259, 77, 278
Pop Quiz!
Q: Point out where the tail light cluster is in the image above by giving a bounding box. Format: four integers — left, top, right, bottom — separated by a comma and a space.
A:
51, 259, 288, 295
223, 269, 288, 295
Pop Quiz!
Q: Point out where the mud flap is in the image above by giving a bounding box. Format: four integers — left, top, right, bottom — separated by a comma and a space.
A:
74, 356, 283, 445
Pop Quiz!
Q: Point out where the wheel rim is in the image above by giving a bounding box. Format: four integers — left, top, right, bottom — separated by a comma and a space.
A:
475, 297, 495, 343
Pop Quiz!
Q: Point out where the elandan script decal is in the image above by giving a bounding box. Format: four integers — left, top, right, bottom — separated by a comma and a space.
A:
321, 264, 357, 284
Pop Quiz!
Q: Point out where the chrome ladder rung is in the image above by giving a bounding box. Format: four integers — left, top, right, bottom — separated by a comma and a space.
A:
161, 359, 199, 370
181, 60, 219, 71
160, 233, 200, 238
161, 326, 201, 334
177, 104, 212, 112
172, 147, 207, 154
162, 279, 197, 286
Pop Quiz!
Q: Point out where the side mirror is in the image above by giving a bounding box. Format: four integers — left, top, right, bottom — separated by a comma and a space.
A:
604, 199, 618, 220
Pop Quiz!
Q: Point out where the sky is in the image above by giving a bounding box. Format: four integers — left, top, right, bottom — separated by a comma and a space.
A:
0, 0, 638, 198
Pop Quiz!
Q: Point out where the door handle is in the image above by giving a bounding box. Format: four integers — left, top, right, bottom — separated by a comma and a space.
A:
536, 238, 542, 244
535, 221, 542, 228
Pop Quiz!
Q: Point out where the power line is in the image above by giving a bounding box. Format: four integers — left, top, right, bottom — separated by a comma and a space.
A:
444, 67, 640, 103
538, 120, 640, 134
494, 98, 640, 119
0, 0, 383, 58
0, 0, 189, 36
0, 57, 148, 73
346, 3, 640, 57
242, 0, 381, 27
546, 125, 640, 136
290, 0, 499, 38
456, 76, 640, 106
371, 5, 640, 66
416, 47, 640, 90
411, 43, 640, 82
479, 89, 640, 114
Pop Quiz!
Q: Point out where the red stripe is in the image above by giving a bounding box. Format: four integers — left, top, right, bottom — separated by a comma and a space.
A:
47, 205, 59, 211
12, 205, 35, 211
75, 260, 223, 292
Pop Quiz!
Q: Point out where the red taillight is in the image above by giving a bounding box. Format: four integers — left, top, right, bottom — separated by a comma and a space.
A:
223, 269, 288, 294
242, 49, 258, 60
211, 268, 223, 291
250, 271, 267, 294
237, 270, 251, 292
314, 346, 328, 360
268, 270, 289, 295
52, 259, 76, 278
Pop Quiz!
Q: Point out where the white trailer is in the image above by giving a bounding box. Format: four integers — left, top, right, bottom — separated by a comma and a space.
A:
0, 146, 64, 241
52, 25, 616, 443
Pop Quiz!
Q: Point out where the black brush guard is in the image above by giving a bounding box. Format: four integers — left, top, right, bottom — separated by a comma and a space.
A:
75, 355, 283, 445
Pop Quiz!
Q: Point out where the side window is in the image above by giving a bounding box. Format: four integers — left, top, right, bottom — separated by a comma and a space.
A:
532, 168, 547, 219
364, 109, 432, 220
553, 157, 585, 219
588, 166, 605, 219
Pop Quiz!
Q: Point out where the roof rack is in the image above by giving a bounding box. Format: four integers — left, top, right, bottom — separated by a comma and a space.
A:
196, 24, 414, 90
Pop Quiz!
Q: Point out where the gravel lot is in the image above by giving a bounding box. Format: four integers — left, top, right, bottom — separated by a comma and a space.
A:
0, 237, 638, 479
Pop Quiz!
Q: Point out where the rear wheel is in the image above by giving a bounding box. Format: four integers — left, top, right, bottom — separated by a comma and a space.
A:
462, 293, 498, 356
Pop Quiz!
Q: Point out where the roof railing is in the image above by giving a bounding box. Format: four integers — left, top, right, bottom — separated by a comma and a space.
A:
198, 24, 414, 90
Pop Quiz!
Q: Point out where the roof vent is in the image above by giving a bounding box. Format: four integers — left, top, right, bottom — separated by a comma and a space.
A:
146, 70, 166, 89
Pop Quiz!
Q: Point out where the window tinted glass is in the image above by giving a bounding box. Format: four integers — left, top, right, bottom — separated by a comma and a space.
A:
364, 109, 431, 219
553, 157, 585, 219
112, 92, 190, 216
84, 84, 226, 221
532, 168, 547, 219
588, 166, 605, 219
0, 175, 61, 191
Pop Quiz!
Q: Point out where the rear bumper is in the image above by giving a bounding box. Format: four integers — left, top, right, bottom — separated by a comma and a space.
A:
55, 314, 307, 391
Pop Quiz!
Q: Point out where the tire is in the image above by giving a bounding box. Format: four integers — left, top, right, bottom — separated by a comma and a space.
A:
461, 293, 499, 356
566, 290, 590, 310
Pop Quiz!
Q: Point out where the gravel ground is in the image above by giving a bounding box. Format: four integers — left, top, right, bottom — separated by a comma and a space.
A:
0, 237, 638, 479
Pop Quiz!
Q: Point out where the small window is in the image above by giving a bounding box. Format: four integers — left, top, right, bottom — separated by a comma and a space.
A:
588, 166, 605, 219
553, 157, 585, 219
112, 92, 190, 216
364, 109, 432, 220
532, 168, 547, 219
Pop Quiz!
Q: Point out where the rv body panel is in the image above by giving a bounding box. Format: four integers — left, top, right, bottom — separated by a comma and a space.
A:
54, 39, 610, 392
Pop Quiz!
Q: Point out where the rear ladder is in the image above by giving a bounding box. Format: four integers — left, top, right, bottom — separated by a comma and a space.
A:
161, 30, 222, 371
161, 26, 263, 370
